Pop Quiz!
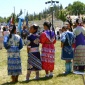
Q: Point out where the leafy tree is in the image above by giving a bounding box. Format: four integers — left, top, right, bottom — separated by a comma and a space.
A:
58, 10, 66, 22
6, 16, 11, 23
59, 4, 63, 10
38, 13, 41, 20
25, 12, 28, 20
66, 1, 85, 15
0, 17, 6, 22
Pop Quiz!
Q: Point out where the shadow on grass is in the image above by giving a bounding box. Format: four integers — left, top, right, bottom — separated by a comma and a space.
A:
1, 82, 18, 85
1, 77, 53, 85
20, 76, 53, 84
57, 72, 73, 77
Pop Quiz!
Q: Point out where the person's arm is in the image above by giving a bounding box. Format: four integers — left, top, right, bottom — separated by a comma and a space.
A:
3, 36, 10, 49
60, 32, 66, 48
40, 32, 47, 44
19, 38, 23, 49
27, 35, 31, 53
27, 46, 31, 53
61, 42, 64, 48
2, 31, 4, 36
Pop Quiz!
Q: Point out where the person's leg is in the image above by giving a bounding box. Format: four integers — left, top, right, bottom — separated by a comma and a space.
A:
15, 75, 19, 82
35, 71, 39, 79
64, 60, 71, 74
49, 70, 53, 77
26, 70, 31, 81
69, 61, 72, 73
11, 75, 16, 83
45, 70, 49, 77
24, 38, 27, 45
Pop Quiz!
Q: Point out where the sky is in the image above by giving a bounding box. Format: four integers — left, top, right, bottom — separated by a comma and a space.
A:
0, 0, 85, 17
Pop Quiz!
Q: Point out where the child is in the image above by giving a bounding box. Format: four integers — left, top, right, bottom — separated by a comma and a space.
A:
26, 24, 42, 81
61, 25, 74, 74
3, 25, 23, 82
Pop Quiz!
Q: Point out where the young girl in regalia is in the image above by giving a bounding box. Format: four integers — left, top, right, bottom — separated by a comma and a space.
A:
26, 24, 42, 81
3, 25, 23, 82
40, 22, 56, 77
61, 24, 74, 75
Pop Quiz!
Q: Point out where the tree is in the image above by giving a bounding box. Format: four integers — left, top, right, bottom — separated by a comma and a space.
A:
66, 1, 85, 15
28, 14, 34, 21
58, 10, 66, 22
38, 13, 41, 20
25, 12, 28, 20
59, 4, 63, 10
0, 17, 6, 22
15, 14, 19, 23
6, 16, 11, 23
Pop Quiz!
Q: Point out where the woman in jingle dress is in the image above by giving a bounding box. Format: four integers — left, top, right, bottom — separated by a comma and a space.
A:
26, 24, 42, 81
40, 22, 56, 77
61, 25, 74, 74
73, 18, 85, 72
3, 25, 23, 82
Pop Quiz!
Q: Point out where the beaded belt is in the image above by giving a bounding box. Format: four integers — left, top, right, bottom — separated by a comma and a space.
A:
30, 47, 39, 52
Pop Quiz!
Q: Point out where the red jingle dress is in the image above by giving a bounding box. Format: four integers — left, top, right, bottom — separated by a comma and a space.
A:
40, 30, 56, 71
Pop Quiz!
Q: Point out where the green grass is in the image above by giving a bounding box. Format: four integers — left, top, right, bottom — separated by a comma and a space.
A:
0, 41, 84, 85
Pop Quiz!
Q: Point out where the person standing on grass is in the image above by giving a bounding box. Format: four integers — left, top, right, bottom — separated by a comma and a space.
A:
73, 18, 85, 72
3, 26, 10, 37
21, 25, 28, 45
26, 24, 42, 81
3, 25, 23, 83
40, 22, 56, 77
61, 24, 74, 75
0, 26, 3, 49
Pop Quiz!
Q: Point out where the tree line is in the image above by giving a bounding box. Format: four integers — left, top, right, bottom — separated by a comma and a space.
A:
0, 1, 85, 23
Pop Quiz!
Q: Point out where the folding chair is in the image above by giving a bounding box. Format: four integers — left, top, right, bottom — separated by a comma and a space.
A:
73, 71, 85, 85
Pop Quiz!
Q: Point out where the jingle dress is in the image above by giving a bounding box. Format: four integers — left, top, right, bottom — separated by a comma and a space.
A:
61, 30, 74, 60
3, 34, 23, 76
27, 33, 42, 71
73, 26, 85, 70
40, 30, 56, 71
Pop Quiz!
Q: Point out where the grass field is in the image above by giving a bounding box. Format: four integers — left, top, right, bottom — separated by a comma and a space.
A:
0, 41, 84, 85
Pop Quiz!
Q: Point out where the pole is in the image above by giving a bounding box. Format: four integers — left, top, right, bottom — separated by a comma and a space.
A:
13, 6, 15, 24
24, 9, 26, 17
45, 0, 59, 28
24, 9, 26, 25
14, 7, 15, 15
82, 75, 85, 85
52, 7, 53, 28
51, 0, 53, 28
